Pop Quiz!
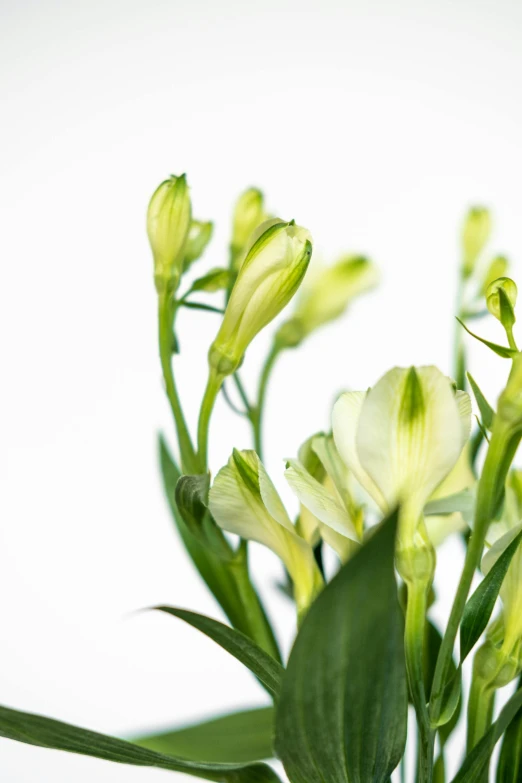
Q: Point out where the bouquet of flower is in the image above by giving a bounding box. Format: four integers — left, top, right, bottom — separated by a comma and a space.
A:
2, 177, 522, 783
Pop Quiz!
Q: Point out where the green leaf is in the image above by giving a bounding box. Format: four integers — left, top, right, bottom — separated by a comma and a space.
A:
175, 474, 231, 560
456, 318, 517, 359
0, 704, 280, 783
467, 372, 495, 430
451, 687, 522, 782
159, 437, 281, 665
423, 622, 462, 746
133, 707, 275, 763
155, 607, 284, 701
497, 680, 522, 781
275, 512, 407, 783
189, 267, 231, 293
460, 527, 522, 661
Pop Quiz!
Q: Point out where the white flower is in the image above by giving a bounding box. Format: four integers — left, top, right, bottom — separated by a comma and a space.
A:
285, 434, 361, 562
208, 449, 321, 615
332, 366, 471, 550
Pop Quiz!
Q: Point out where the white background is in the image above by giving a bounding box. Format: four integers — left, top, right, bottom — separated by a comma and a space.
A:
1, 0, 522, 780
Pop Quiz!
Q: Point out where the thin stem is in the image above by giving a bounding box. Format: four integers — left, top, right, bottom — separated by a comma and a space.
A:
405, 581, 433, 783
252, 344, 281, 459
197, 369, 223, 471
158, 291, 198, 474
430, 419, 519, 724
453, 273, 467, 390
507, 325, 519, 352
233, 373, 252, 414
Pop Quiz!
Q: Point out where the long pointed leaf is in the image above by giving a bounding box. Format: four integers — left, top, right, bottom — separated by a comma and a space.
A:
451, 688, 522, 782
460, 527, 522, 661
133, 707, 274, 763
0, 704, 280, 783
156, 607, 284, 701
496, 679, 522, 781
275, 512, 407, 783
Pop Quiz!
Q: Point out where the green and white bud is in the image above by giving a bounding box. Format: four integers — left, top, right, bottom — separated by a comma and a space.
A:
462, 206, 491, 277
147, 174, 191, 293
276, 255, 378, 349
184, 220, 213, 270
486, 277, 517, 329
209, 220, 312, 376
208, 449, 322, 616
482, 255, 509, 294
230, 188, 269, 271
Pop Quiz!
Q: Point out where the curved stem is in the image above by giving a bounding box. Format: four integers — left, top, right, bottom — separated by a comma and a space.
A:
158, 292, 198, 473
197, 369, 223, 471
453, 273, 467, 390
405, 581, 433, 783
252, 344, 281, 459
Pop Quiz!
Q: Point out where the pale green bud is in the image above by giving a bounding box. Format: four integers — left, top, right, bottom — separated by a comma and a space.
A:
230, 188, 269, 271
462, 206, 491, 277
184, 220, 213, 270
482, 255, 509, 294
486, 276, 517, 328
276, 255, 378, 348
209, 220, 312, 376
147, 174, 191, 293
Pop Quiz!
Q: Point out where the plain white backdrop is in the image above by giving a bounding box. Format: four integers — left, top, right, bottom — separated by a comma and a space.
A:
1, 0, 522, 779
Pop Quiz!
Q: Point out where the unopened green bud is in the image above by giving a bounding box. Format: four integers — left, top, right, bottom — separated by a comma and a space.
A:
462, 206, 491, 277
482, 255, 509, 294
210, 220, 312, 376
147, 174, 191, 293
276, 255, 378, 348
184, 220, 213, 269
486, 277, 517, 328
230, 188, 269, 271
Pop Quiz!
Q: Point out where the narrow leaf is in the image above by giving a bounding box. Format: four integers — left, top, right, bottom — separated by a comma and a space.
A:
189, 267, 231, 293
0, 704, 280, 783
175, 474, 231, 560
460, 527, 522, 661
467, 372, 495, 429
451, 688, 522, 782
275, 512, 407, 783
496, 680, 522, 781
456, 318, 517, 359
155, 607, 284, 701
133, 707, 274, 763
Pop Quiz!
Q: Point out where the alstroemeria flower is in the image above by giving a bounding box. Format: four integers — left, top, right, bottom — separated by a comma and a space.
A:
208, 449, 322, 615
483, 470, 522, 660
332, 366, 472, 550
285, 434, 362, 562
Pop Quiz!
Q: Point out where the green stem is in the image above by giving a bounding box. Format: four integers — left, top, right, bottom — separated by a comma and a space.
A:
405, 581, 433, 783
252, 344, 281, 459
158, 292, 198, 473
196, 369, 223, 472
430, 419, 520, 725
507, 325, 518, 352
453, 273, 467, 391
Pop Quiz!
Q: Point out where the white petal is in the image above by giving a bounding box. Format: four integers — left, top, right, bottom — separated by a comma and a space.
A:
425, 512, 468, 547
456, 390, 473, 449
285, 459, 359, 542
356, 366, 464, 510
332, 391, 387, 510
311, 434, 352, 510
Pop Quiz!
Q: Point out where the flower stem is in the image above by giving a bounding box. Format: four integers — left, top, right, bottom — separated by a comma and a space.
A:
197, 369, 223, 472
430, 417, 521, 726
467, 669, 495, 754
405, 580, 433, 783
158, 291, 198, 474
251, 344, 281, 459
453, 273, 467, 391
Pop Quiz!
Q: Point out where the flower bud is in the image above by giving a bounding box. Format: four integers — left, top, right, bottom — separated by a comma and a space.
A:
230, 188, 269, 271
209, 220, 312, 376
276, 255, 378, 348
482, 255, 509, 294
486, 277, 517, 328
147, 174, 192, 293
462, 206, 491, 277
184, 220, 213, 270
